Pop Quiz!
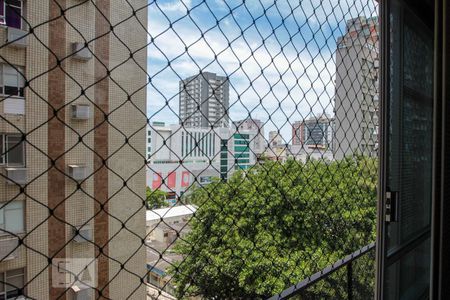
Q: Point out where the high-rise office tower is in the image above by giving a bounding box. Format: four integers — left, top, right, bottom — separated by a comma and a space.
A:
179, 72, 229, 128
0, 1, 147, 299
334, 16, 379, 159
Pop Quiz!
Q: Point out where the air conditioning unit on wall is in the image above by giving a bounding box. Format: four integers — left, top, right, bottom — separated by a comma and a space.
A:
68, 165, 88, 182
6, 27, 27, 48
71, 104, 90, 120
73, 225, 93, 243
71, 42, 92, 61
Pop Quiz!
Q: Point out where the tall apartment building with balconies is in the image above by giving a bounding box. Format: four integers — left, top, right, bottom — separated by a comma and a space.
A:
179, 72, 229, 128
0, 1, 147, 299
333, 16, 379, 159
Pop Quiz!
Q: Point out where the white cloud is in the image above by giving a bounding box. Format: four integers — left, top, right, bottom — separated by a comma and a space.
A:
147, 0, 377, 139
155, 0, 192, 13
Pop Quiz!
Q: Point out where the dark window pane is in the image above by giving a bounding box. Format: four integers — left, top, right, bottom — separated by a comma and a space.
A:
387, 5, 434, 251
4, 86, 18, 96
6, 290, 21, 298
5, 5, 21, 29
0, 0, 4, 16
385, 238, 431, 299
6, 136, 23, 166
6, 268, 23, 277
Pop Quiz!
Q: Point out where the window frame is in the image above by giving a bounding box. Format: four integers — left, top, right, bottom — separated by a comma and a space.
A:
6, 135, 24, 166
0, 268, 25, 299
0, 200, 25, 235
0, 1, 4, 25
0, 0, 23, 30
0, 134, 25, 167
0, 64, 25, 98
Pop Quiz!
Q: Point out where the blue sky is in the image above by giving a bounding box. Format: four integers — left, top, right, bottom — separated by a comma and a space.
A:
147, 0, 378, 143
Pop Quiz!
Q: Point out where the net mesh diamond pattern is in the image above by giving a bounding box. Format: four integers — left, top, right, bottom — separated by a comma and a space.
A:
0, 0, 379, 299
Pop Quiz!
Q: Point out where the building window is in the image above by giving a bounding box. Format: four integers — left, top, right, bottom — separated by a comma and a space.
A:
0, 64, 25, 97
0, 134, 25, 166
181, 132, 184, 156
0, 0, 23, 29
0, 268, 25, 299
0, 201, 24, 234
200, 176, 212, 184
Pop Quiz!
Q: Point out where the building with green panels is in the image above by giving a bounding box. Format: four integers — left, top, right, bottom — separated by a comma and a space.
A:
147, 125, 257, 187
233, 133, 252, 170
220, 139, 228, 180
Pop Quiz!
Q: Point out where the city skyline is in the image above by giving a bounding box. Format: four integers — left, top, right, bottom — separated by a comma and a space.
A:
149, 111, 335, 145
147, 0, 378, 142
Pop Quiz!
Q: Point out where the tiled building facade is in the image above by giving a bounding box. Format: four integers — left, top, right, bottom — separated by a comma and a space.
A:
0, 1, 147, 299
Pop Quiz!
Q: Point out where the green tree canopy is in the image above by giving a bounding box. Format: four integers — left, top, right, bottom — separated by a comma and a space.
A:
146, 187, 167, 209
172, 157, 377, 299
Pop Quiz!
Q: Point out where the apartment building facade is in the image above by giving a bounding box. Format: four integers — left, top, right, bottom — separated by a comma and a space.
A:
0, 1, 147, 299
292, 115, 334, 149
268, 131, 283, 148
146, 121, 165, 160
233, 118, 265, 155
179, 72, 229, 128
334, 16, 379, 159
146, 124, 257, 197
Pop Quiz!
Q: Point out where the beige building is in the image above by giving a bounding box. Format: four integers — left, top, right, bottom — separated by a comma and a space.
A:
0, 1, 147, 299
268, 130, 283, 149
146, 205, 196, 297
333, 16, 379, 159
233, 118, 265, 155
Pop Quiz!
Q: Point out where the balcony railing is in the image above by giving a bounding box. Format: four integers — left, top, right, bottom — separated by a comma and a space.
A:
269, 242, 376, 300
